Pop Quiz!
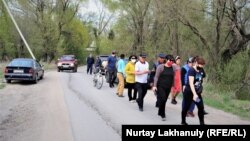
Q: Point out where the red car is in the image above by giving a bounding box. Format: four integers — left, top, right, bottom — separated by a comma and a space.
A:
57, 55, 78, 72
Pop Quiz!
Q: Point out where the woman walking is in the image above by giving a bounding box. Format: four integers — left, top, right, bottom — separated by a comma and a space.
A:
181, 57, 206, 125
125, 55, 138, 102
152, 54, 175, 121
171, 56, 181, 104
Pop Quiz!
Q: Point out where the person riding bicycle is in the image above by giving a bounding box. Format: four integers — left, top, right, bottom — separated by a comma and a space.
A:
94, 56, 102, 74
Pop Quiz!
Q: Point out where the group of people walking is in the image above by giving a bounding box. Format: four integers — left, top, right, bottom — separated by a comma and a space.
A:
87, 51, 208, 125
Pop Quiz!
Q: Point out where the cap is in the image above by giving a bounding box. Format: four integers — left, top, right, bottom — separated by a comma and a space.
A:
139, 53, 147, 58
158, 53, 166, 58
175, 56, 181, 60
187, 57, 193, 63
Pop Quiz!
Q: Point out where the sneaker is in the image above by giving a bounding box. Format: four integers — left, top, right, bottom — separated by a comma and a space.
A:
181, 122, 188, 125
204, 110, 208, 115
171, 99, 177, 104
162, 117, 166, 121
155, 102, 159, 108
139, 107, 143, 112
118, 95, 124, 97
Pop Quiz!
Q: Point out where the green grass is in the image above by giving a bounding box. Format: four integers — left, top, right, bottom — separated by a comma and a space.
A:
0, 70, 5, 89
202, 82, 250, 120
41, 62, 57, 70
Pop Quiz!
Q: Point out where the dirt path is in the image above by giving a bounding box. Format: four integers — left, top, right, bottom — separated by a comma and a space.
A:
0, 71, 73, 141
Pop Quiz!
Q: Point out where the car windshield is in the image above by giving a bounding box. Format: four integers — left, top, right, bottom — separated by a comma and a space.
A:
9, 60, 33, 67
99, 56, 109, 61
60, 56, 75, 61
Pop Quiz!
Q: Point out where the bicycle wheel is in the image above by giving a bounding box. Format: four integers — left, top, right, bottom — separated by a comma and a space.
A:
96, 74, 104, 89
105, 71, 109, 83
93, 74, 97, 87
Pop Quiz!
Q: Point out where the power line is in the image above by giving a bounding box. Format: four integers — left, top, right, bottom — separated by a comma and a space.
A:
1, 0, 36, 60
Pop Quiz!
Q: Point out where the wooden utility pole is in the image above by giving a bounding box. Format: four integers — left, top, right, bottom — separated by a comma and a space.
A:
1, 0, 36, 60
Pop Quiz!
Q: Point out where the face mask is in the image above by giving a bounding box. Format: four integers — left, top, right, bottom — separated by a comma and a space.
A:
197, 66, 202, 70
167, 61, 173, 66
131, 59, 136, 63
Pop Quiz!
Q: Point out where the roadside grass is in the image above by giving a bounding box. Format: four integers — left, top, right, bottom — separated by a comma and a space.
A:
0, 62, 7, 89
202, 83, 250, 120
0, 71, 5, 89
41, 61, 57, 70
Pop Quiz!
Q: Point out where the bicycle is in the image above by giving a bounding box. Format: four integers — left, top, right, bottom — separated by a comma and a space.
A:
93, 67, 105, 89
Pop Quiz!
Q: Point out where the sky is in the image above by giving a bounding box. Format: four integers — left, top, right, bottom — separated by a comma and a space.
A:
78, 0, 117, 31
79, 0, 104, 16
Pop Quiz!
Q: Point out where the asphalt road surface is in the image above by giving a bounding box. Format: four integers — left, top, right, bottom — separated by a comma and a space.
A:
1, 66, 250, 141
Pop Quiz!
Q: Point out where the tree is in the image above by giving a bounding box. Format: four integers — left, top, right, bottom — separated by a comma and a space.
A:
177, 0, 250, 81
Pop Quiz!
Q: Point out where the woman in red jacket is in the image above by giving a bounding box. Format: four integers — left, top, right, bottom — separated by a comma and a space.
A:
171, 56, 182, 104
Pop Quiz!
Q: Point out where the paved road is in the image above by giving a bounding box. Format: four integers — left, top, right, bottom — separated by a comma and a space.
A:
1, 66, 250, 141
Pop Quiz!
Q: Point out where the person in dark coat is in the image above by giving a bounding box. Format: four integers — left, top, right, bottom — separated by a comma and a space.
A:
86, 54, 95, 75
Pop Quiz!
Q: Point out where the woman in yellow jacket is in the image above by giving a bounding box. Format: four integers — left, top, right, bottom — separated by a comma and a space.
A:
125, 55, 138, 102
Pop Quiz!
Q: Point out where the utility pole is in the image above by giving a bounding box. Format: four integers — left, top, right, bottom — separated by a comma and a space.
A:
1, 0, 36, 60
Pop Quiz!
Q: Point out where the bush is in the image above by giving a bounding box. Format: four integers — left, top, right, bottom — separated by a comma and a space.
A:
221, 51, 248, 85
235, 84, 250, 100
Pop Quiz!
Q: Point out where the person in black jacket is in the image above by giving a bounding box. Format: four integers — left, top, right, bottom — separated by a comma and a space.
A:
94, 56, 102, 74
150, 53, 166, 108
86, 54, 95, 75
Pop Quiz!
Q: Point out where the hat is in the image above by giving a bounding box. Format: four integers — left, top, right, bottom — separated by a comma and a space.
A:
187, 57, 193, 63
158, 53, 166, 58
175, 56, 181, 60
139, 53, 147, 58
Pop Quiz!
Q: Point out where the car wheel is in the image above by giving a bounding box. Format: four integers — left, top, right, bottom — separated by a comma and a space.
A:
33, 74, 38, 84
6, 79, 11, 83
40, 74, 44, 80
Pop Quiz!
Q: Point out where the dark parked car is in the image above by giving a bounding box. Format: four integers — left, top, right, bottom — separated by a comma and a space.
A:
99, 55, 109, 63
57, 55, 78, 72
4, 58, 44, 84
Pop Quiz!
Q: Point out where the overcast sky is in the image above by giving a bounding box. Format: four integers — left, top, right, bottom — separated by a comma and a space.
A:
79, 0, 103, 15
78, 0, 117, 31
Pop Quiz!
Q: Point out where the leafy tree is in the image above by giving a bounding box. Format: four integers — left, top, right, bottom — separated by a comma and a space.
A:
59, 18, 90, 64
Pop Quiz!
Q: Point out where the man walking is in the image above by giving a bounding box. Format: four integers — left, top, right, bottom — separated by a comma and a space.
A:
135, 53, 150, 111
86, 54, 95, 75
151, 53, 166, 107
116, 54, 126, 97
107, 51, 117, 88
